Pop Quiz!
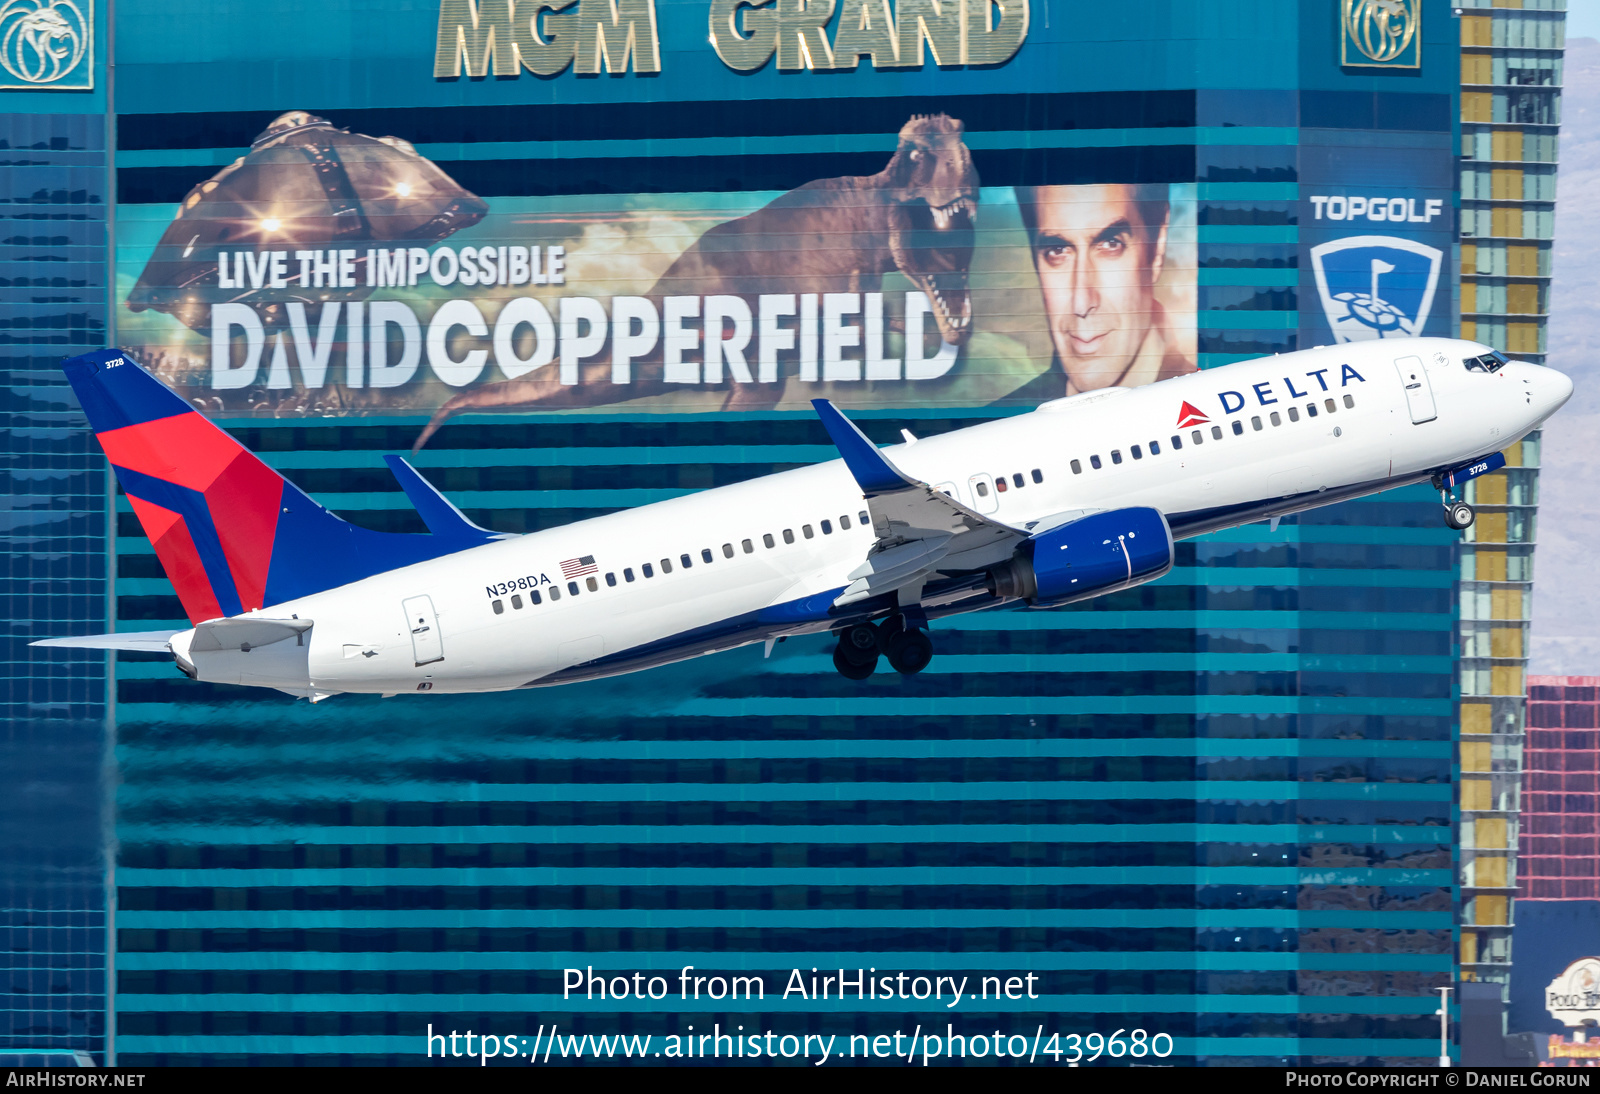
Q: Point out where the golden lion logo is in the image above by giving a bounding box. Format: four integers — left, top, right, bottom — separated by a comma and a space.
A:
0, 0, 89, 85
1341, 0, 1419, 66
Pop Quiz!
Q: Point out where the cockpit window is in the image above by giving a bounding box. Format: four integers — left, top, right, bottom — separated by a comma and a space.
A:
1464, 350, 1509, 374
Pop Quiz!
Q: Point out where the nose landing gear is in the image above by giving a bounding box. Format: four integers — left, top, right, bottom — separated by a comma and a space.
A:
1436, 481, 1475, 530
1445, 499, 1476, 530
831, 613, 934, 678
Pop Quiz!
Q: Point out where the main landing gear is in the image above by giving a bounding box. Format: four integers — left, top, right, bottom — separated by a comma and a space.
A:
831, 614, 933, 678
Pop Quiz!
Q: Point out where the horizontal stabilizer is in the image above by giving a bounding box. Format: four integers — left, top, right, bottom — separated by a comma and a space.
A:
32, 630, 178, 652
190, 617, 312, 653
382, 455, 504, 545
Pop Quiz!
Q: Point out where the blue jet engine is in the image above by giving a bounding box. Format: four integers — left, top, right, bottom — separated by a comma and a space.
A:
987, 507, 1175, 608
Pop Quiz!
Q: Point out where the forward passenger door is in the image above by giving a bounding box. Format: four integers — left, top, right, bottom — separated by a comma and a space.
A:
1394, 355, 1438, 424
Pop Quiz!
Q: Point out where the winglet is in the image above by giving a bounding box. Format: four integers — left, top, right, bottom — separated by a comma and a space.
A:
811, 399, 916, 497
382, 455, 504, 544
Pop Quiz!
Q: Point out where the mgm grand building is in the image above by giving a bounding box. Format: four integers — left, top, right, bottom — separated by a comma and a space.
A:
3, 0, 1471, 1066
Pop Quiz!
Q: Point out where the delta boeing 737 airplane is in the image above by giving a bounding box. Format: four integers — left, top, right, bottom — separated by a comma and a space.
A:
36, 338, 1572, 700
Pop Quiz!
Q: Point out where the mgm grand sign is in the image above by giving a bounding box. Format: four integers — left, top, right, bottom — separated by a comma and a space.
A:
434, 0, 1028, 77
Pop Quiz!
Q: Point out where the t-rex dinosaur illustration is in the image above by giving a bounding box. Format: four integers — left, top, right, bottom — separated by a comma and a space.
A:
412, 114, 978, 451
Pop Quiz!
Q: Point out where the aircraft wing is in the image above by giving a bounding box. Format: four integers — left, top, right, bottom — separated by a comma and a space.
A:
811, 399, 1025, 605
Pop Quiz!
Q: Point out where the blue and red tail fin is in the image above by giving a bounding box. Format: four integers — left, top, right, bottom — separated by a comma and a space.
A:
64, 349, 495, 625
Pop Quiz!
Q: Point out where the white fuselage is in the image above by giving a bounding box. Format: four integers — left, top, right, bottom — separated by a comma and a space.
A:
169, 338, 1572, 698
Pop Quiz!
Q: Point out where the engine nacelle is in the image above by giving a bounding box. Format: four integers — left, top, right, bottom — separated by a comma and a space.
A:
987, 507, 1174, 608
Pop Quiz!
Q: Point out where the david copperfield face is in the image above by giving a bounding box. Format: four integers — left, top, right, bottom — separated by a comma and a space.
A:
1026, 186, 1169, 392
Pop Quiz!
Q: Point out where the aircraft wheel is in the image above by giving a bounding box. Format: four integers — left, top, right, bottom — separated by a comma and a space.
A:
833, 643, 877, 680
1445, 502, 1475, 530
885, 628, 933, 675
837, 623, 881, 666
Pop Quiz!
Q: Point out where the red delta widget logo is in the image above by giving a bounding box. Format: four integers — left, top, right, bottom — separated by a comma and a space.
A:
1214, 363, 1368, 416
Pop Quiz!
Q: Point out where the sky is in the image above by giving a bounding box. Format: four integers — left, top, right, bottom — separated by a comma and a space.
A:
1569, 2, 1600, 42
1527, 29, 1599, 674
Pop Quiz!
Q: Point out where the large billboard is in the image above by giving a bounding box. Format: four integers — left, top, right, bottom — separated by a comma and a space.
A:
116, 111, 1195, 445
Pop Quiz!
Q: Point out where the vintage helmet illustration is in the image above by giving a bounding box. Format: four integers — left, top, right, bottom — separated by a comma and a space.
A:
127, 110, 488, 333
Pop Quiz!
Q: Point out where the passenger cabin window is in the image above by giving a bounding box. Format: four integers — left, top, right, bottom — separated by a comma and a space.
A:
702, 548, 714, 563
821, 520, 833, 534
492, 599, 504, 614
1171, 435, 1182, 450
605, 572, 616, 587
510, 594, 523, 609
1191, 430, 1202, 444
1306, 403, 1318, 417
802, 524, 814, 539
1251, 416, 1262, 431
586, 576, 598, 591
1012, 473, 1025, 489
1232, 421, 1244, 436
681, 553, 693, 568
568, 581, 580, 595
764, 533, 776, 548
1090, 455, 1102, 469
1343, 394, 1355, 408
1211, 426, 1223, 440
1071, 459, 1082, 474
549, 586, 561, 600
975, 481, 990, 497
996, 478, 1008, 492
643, 563, 655, 577
783, 529, 795, 544
1131, 445, 1142, 460
741, 539, 753, 553
530, 590, 542, 605
660, 558, 672, 573
1111, 450, 1122, 465
1269, 412, 1281, 426
859, 510, 869, 525
1150, 440, 1161, 455
1287, 407, 1299, 422
625, 568, 636, 582
1031, 469, 1043, 483
840, 515, 851, 530
1324, 398, 1337, 413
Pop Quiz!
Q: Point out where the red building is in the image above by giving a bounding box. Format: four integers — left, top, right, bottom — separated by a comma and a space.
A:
1523, 677, 1600, 900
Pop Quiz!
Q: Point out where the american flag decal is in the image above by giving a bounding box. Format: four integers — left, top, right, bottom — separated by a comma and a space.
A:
560, 556, 598, 579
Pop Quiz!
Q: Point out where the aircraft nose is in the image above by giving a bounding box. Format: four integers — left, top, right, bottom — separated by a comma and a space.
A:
1536, 364, 1575, 417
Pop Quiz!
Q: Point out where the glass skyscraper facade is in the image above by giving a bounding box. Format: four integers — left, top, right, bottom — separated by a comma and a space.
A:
0, 102, 113, 1062
1454, 0, 1566, 1013
1, 0, 1480, 1066
1508, 675, 1600, 1040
